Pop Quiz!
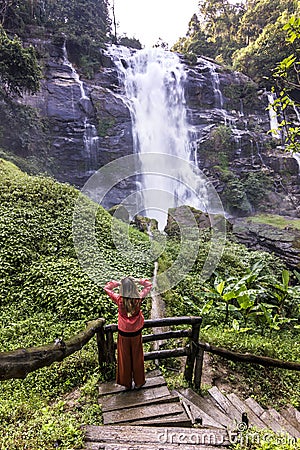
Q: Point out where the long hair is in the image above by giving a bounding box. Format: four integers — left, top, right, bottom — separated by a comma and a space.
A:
120, 277, 140, 317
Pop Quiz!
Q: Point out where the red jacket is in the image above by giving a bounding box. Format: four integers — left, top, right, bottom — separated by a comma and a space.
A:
104, 279, 152, 333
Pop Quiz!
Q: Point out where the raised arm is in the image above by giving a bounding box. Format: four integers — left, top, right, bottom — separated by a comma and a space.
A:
138, 279, 152, 298
104, 280, 121, 304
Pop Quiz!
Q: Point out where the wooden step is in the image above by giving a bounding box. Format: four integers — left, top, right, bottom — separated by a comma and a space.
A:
268, 408, 300, 438
280, 405, 300, 433
208, 387, 241, 422
177, 388, 234, 429
99, 374, 166, 396
102, 401, 187, 425
226, 393, 267, 429
132, 411, 191, 427
85, 443, 228, 450
244, 397, 286, 434
174, 389, 225, 429
244, 397, 265, 417
101, 384, 172, 412
84, 424, 231, 448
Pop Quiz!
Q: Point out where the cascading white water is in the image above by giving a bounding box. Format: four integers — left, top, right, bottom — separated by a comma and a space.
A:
267, 93, 280, 139
63, 41, 88, 100
62, 42, 99, 174
110, 46, 209, 227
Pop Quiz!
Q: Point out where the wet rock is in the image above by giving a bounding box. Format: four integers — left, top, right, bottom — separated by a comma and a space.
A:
230, 218, 300, 269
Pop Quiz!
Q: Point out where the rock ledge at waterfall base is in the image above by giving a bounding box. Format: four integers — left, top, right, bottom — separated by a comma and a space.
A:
230, 217, 300, 269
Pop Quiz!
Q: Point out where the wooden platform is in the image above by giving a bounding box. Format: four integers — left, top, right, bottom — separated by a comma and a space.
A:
84, 372, 300, 449
98, 370, 191, 427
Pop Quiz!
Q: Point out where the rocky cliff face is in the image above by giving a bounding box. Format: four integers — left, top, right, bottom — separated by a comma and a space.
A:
14, 40, 299, 216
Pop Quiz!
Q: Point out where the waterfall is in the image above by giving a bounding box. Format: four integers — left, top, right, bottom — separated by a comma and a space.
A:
110, 46, 210, 227
62, 42, 99, 174
206, 61, 224, 109
267, 93, 280, 139
63, 41, 88, 100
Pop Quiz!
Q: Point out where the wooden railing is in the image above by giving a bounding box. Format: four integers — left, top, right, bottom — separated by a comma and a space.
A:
96, 316, 203, 389
0, 318, 105, 381
1, 315, 299, 385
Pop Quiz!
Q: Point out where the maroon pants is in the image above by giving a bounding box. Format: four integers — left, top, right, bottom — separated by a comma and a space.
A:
117, 332, 145, 389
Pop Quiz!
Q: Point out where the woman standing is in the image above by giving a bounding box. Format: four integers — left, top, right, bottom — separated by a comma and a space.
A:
104, 276, 152, 390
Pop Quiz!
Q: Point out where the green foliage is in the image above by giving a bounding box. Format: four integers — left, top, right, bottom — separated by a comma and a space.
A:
118, 36, 142, 50
0, 25, 41, 96
232, 429, 300, 449
270, 15, 300, 152
0, 0, 112, 79
0, 101, 50, 172
249, 214, 300, 231
159, 225, 300, 407
201, 327, 300, 409
200, 125, 234, 169
0, 159, 154, 448
243, 172, 272, 207
233, 15, 290, 86
223, 176, 251, 213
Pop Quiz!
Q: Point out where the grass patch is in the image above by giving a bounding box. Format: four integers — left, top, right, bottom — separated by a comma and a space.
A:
249, 214, 300, 230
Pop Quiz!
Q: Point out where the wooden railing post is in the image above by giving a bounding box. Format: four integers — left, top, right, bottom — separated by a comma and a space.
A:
194, 346, 204, 390
184, 318, 201, 384
106, 329, 116, 380
96, 326, 108, 369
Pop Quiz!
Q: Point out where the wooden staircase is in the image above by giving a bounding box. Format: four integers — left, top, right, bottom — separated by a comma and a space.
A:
84, 371, 300, 449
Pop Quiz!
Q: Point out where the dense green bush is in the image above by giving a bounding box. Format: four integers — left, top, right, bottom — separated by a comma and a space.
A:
0, 159, 153, 448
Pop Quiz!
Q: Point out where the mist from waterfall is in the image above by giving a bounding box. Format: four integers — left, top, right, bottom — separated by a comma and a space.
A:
110, 46, 209, 227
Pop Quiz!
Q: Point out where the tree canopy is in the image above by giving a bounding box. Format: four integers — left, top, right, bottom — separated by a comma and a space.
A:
0, 0, 112, 79
0, 25, 41, 97
172, 0, 299, 81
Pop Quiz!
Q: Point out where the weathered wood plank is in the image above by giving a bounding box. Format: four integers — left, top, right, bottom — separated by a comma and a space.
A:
103, 402, 185, 425
244, 397, 285, 433
142, 329, 191, 343
280, 405, 300, 433
101, 388, 177, 412
177, 388, 234, 428
104, 316, 202, 333
174, 389, 225, 429
226, 393, 266, 429
99, 375, 166, 396
244, 397, 265, 417
268, 408, 300, 438
124, 411, 191, 427
144, 347, 188, 361
208, 387, 241, 422
85, 443, 228, 450
84, 424, 230, 446
260, 410, 288, 434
